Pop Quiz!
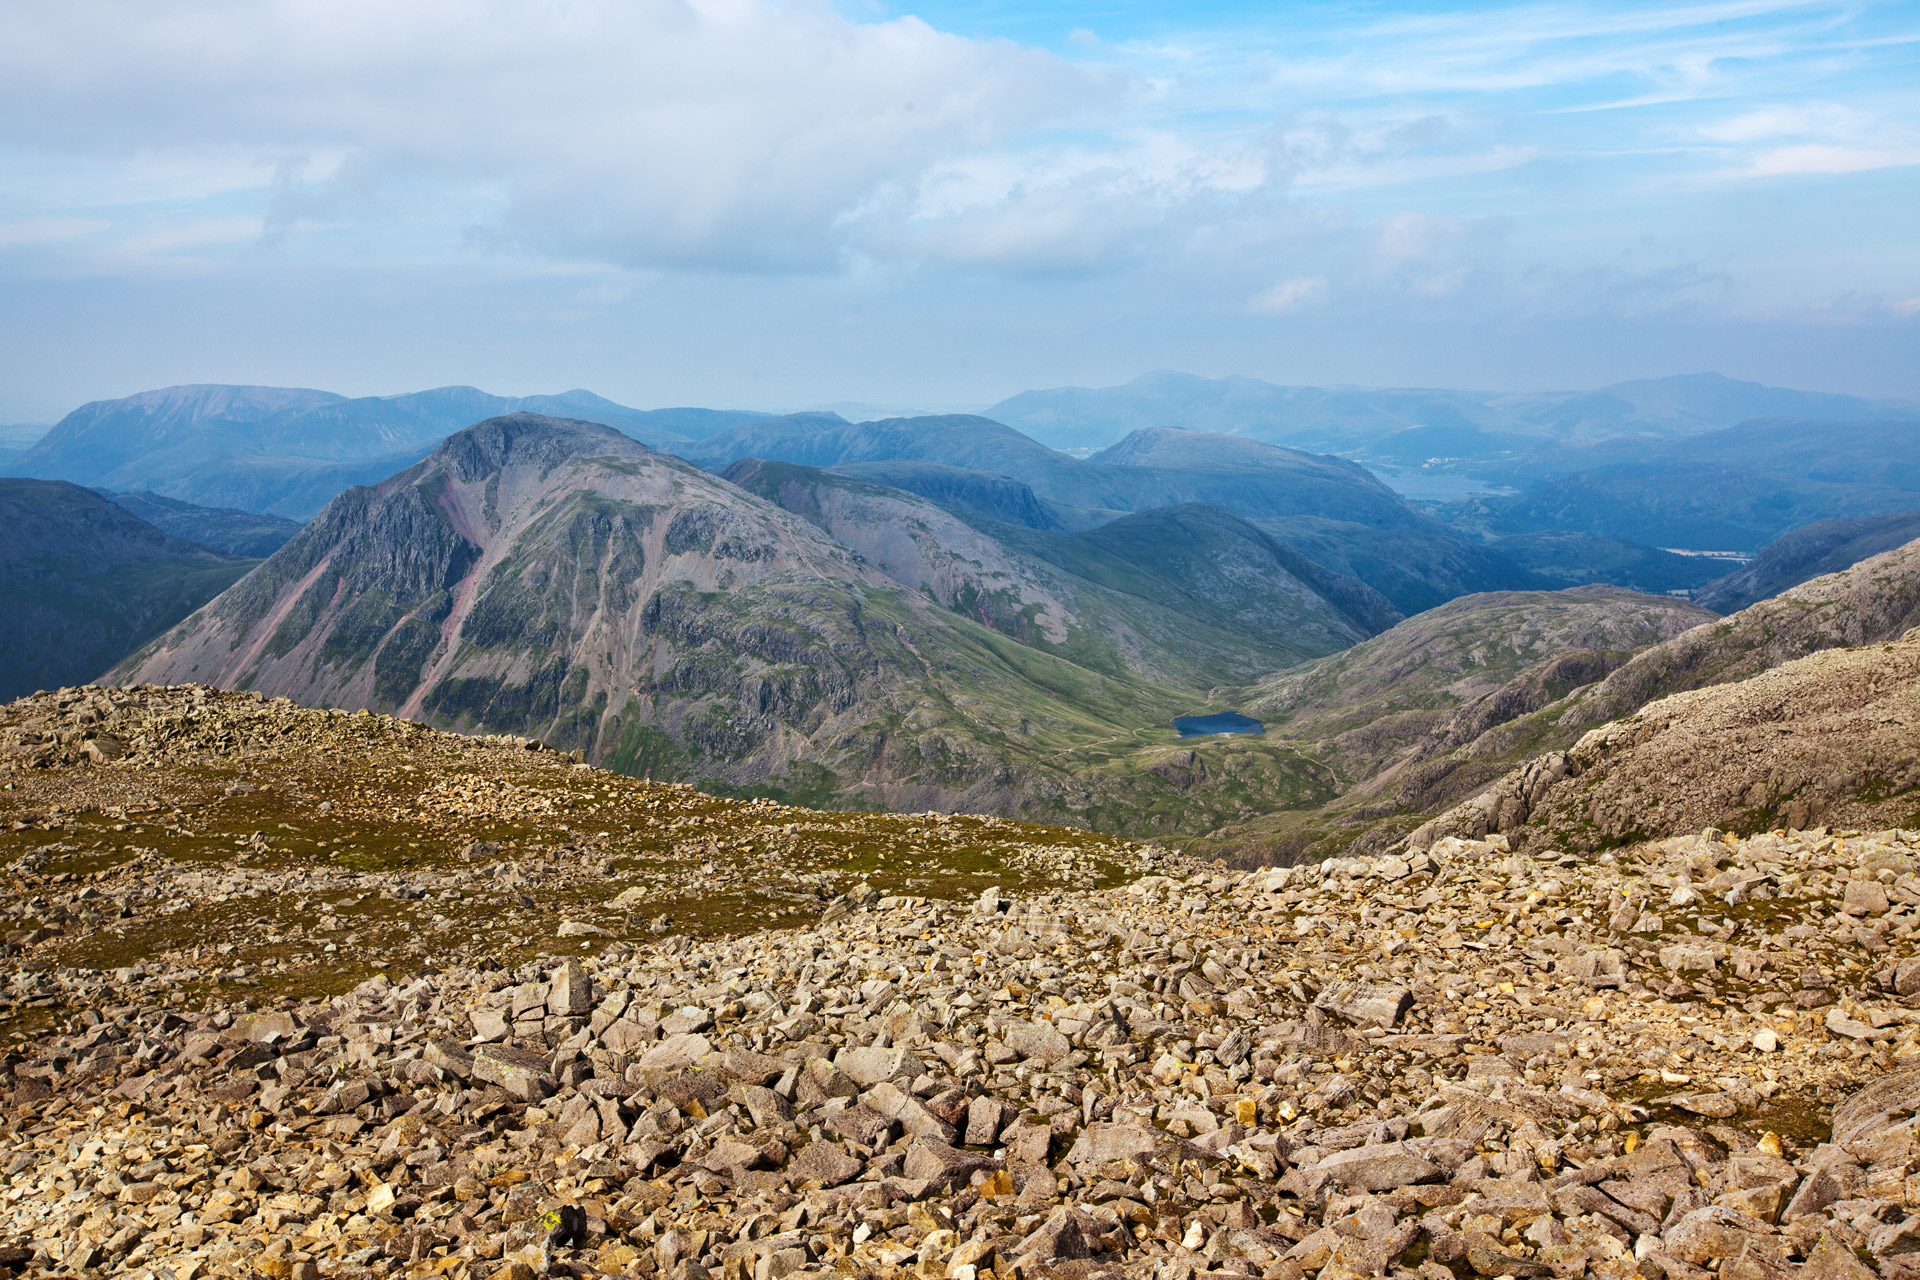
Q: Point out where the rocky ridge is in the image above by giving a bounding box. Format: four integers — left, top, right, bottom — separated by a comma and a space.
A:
1406, 629, 1920, 854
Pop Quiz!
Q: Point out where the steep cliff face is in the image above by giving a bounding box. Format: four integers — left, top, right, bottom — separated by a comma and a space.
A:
110, 416, 1337, 829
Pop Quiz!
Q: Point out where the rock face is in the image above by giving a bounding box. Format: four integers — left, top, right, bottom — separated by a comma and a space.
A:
1408, 627, 1920, 851
0, 478, 255, 700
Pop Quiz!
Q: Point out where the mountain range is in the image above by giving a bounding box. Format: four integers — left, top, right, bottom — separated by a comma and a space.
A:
985, 369, 1918, 453
10, 369, 1920, 860
109, 415, 1371, 831
6, 384, 772, 518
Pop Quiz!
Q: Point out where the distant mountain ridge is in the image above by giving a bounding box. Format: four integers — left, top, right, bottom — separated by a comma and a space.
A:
101, 491, 304, 557
8, 383, 772, 519
987, 370, 1917, 453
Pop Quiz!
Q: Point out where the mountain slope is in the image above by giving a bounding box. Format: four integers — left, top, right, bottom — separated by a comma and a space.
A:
0, 479, 256, 700
1453, 419, 1920, 551
827, 460, 1095, 530
1487, 531, 1726, 596
1696, 511, 1920, 613
1407, 629, 1920, 852
103, 491, 304, 556
724, 459, 1384, 685
1242, 588, 1715, 788
109, 416, 1334, 833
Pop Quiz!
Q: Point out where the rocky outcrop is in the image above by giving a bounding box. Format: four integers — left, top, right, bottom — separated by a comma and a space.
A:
1244, 587, 1714, 786
1407, 627, 1920, 851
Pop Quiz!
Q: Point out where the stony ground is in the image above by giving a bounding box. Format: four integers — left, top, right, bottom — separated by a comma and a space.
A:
0, 684, 1142, 1045
5, 686, 1920, 1280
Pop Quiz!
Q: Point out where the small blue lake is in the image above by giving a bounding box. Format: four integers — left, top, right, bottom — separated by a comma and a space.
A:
1173, 711, 1265, 738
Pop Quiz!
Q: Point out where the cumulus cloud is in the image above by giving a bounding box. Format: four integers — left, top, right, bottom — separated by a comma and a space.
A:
1248, 275, 1329, 314
0, 0, 1106, 271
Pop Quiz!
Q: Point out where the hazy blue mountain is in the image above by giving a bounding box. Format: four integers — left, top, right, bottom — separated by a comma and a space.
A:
673, 414, 1535, 614
102, 491, 304, 557
988, 371, 1508, 453
1487, 531, 1726, 597
0, 479, 256, 700
826, 460, 1104, 530
8, 383, 772, 518
1458, 418, 1920, 551
1494, 374, 1918, 440
1695, 512, 1920, 613
674, 416, 1430, 528
0, 424, 48, 472
986, 370, 1914, 453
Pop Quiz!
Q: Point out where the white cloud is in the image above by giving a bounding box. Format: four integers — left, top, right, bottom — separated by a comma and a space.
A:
0, 0, 1105, 271
1248, 276, 1328, 314
1749, 142, 1920, 175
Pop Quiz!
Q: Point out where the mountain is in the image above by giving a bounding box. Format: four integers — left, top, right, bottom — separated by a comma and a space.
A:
8, 383, 772, 519
986, 370, 1914, 453
0, 479, 256, 700
826, 460, 1100, 531
102, 491, 304, 557
1373, 535, 1920, 855
1408, 626, 1920, 853
109, 415, 1342, 833
1241, 588, 1714, 793
986, 371, 1512, 453
1190, 539, 1920, 861
1487, 531, 1726, 596
675, 417, 1422, 525
669, 416, 1535, 614
0, 424, 47, 472
1696, 512, 1920, 613
1492, 372, 1916, 440
725, 459, 1389, 684
1453, 419, 1920, 551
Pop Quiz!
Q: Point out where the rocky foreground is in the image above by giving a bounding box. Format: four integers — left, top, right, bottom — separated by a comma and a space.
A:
7, 785, 1920, 1279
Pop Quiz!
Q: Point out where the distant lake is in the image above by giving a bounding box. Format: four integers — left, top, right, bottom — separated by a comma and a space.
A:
1365, 468, 1517, 502
1173, 711, 1265, 738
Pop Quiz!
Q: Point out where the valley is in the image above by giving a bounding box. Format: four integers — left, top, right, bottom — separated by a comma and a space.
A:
0, 372, 1909, 861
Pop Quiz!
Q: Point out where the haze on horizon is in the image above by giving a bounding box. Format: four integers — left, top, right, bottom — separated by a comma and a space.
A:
1, 0, 1916, 423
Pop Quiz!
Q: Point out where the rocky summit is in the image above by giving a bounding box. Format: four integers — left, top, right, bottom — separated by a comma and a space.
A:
6, 684, 1920, 1280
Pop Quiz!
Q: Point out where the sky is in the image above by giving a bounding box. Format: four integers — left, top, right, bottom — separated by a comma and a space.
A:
0, 0, 1916, 422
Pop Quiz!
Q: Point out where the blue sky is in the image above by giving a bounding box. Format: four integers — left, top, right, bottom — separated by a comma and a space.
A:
0, 0, 1915, 421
